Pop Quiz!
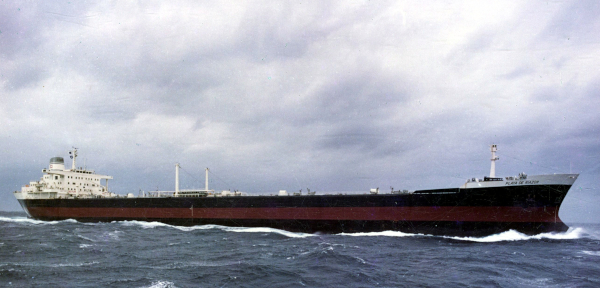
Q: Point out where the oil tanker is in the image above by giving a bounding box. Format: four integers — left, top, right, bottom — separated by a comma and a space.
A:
13, 145, 578, 236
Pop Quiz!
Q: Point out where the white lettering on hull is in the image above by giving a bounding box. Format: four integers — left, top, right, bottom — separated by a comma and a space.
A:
505, 180, 540, 186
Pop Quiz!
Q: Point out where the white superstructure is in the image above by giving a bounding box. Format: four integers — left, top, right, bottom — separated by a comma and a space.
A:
13, 148, 247, 200
14, 148, 116, 200
460, 144, 578, 189
460, 173, 578, 189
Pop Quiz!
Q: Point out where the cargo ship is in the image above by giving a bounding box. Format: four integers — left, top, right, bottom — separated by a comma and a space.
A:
13, 145, 578, 236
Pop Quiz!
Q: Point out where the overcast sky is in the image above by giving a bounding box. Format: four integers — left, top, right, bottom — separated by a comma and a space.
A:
1, 1, 599, 223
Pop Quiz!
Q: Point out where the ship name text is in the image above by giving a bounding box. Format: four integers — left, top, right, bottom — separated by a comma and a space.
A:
505, 180, 540, 186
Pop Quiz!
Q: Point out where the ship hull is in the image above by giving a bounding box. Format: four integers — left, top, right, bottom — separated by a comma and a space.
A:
18, 183, 572, 236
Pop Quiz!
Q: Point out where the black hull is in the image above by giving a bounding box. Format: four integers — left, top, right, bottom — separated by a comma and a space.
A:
18, 184, 573, 236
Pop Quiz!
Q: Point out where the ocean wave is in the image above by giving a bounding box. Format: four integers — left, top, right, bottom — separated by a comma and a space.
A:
338, 227, 589, 242
581, 250, 600, 256
51, 261, 100, 267
76, 234, 96, 242
118, 220, 177, 229
338, 230, 420, 237
106, 230, 123, 240
117, 220, 221, 232
445, 227, 586, 242
13, 261, 100, 268
154, 260, 245, 270
0, 216, 77, 225
142, 280, 177, 288
116, 220, 313, 238
219, 226, 314, 238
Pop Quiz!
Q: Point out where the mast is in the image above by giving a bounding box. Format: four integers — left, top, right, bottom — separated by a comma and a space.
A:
490, 144, 499, 177
175, 163, 180, 196
69, 147, 78, 170
205, 168, 209, 191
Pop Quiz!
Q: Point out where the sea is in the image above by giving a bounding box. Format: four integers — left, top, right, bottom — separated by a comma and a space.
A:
1, 211, 599, 288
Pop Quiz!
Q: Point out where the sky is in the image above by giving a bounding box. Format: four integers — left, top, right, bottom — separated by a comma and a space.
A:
1, 1, 599, 223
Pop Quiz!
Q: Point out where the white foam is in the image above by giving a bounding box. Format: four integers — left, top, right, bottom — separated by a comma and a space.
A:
107, 230, 123, 240
338, 227, 590, 242
118, 221, 217, 231
118, 220, 171, 229
14, 261, 99, 267
144, 280, 177, 288
116, 220, 313, 238
581, 251, 600, 256
50, 261, 99, 267
77, 235, 95, 242
445, 227, 586, 242
118, 220, 217, 231
354, 256, 367, 264
79, 244, 93, 248
339, 230, 420, 237
219, 226, 314, 238
0, 216, 77, 225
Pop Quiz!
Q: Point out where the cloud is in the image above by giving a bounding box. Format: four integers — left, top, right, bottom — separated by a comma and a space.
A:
1, 1, 599, 222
